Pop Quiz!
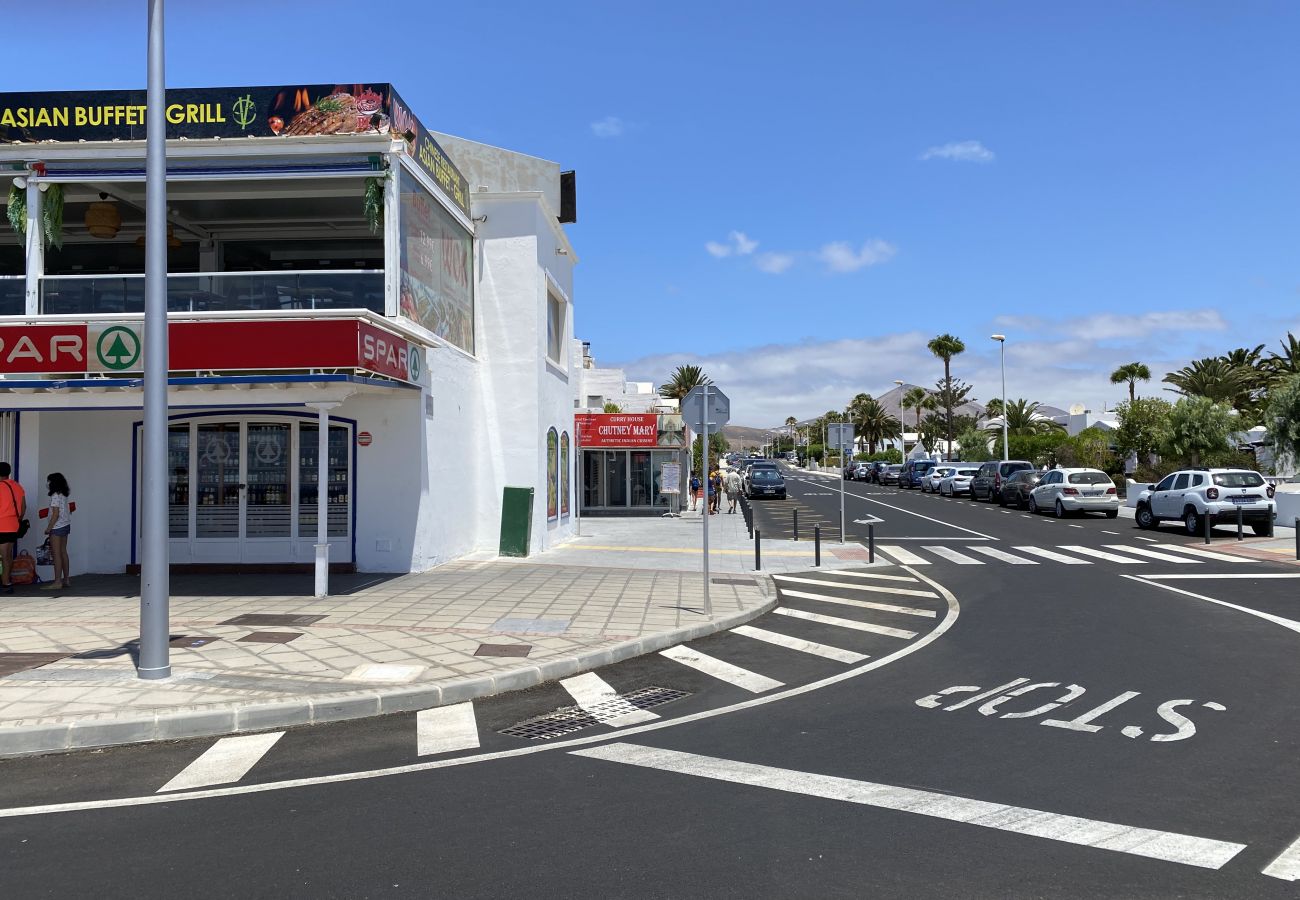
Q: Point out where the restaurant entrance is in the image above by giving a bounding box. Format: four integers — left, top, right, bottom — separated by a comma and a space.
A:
580, 449, 678, 514
146, 413, 353, 566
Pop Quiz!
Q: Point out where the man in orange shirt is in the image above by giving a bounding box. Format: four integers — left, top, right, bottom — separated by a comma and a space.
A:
0, 463, 27, 594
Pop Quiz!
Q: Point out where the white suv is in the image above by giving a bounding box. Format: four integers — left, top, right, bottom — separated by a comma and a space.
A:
1134, 468, 1277, 536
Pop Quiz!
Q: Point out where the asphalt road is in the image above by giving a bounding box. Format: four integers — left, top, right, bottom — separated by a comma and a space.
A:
2, 465, 1298, 898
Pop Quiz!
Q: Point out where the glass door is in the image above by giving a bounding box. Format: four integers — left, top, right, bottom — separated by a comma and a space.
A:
195, 423, 241, 538
298, 424, 349, 538
168, 426, 191, 538
246, 423, 291, 537
604, 451, 628, 507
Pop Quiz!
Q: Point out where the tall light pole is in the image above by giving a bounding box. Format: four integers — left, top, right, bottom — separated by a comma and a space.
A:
991, 334, 1008, 461
893, 379, 904, 455
138, 0, 171, 680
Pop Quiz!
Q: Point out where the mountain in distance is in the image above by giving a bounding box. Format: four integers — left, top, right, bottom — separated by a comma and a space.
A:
720, 424, 775, 451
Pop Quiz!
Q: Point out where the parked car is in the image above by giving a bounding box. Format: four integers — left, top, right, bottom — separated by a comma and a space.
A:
900, 459, 939, 489
743, 461, 778, 490
970, 460, 1035, 503
922, 465, 957, 493
1028, 468, 1119, 518
866, 461, 888, 483
939, 466, 981, 497
850, 461, 873, 481
880, 464, 903, 485
1134, 468, 1277, 535
746, 467, 787, 500
999, 470, 1043, 509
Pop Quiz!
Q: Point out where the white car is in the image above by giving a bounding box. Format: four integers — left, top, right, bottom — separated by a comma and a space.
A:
939, 467, 980, 496
1028, 468, 1119, 518
1134, 468, 1277, 535
922, 465, 956, 493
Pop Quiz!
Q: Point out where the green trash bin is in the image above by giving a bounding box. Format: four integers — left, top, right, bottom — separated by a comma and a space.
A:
499, 486, 535, 557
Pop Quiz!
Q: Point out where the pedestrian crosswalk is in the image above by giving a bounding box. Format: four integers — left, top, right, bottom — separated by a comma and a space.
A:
872, 542, 1254, 568
145, 570, 943, 795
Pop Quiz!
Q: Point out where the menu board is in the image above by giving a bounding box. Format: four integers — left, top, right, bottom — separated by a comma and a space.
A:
399, 168, 474, 353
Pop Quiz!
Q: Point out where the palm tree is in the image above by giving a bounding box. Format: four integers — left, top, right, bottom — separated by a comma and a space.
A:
927, 333, 966, 459
657, 364, 711, 400
1266, 332, 1300, 383
901, 387, 933, 453
784, 416, 798, 452
1163, 358, 1249, 405
1109, 362, 1151, 404
851, 396, 901, 454
986, 399, 1066, 436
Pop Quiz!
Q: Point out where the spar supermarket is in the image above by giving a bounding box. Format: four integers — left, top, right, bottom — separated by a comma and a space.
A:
0, 82, 580, 574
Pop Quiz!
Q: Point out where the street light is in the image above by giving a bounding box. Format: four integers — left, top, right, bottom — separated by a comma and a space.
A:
893, 379, 904, 455
991, 334, 1008, 461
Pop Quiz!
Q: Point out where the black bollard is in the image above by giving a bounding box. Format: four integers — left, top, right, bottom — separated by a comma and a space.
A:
814, 526, 821, 567
869, 523, 875, 564
755, 529, 762, 571
1237, 505, 1244, 541
1204, 511, 1211, 545
1295, 519, 1299, 560
792, 508, 799, 541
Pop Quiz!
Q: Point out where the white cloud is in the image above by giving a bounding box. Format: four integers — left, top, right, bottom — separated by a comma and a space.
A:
817, 239, 897, 273
705, 230, 758, 258
997, 309, 1228, 341
590, 116, 626, 138
614, 331, 1204, 429
755, 252, 795, 274
920, 140, 995, 163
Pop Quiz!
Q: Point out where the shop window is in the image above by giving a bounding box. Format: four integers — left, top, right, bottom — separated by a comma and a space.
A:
547, 292, 567, 365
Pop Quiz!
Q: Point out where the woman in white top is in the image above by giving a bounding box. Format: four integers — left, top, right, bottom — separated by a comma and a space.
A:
42, 472, 72, 591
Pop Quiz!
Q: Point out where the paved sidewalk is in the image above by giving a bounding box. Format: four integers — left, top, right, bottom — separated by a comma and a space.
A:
539, 504, 880, 571
0, 558, 773, 757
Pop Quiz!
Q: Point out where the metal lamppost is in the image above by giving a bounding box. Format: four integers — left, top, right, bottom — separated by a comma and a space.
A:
138, 0, 171, 680
893, 379, 904, 455
992, 334, 1008, 461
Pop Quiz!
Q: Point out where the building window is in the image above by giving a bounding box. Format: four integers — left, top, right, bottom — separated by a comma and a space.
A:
586, 395, 603, 409
547, 292, 566, 365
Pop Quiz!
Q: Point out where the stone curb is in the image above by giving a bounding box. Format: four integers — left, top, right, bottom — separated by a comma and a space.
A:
0, 586, 778, 759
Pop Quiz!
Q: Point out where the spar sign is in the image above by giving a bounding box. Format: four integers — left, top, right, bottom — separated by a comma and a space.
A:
0, 319, 427, 383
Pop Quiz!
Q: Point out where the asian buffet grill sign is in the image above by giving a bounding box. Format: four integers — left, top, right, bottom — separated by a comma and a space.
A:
0, 320, 425, 384
0, 83, 470, 216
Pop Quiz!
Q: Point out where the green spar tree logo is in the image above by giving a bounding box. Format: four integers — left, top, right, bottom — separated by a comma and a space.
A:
96, 326, 141, 371
233, 94, 257, 130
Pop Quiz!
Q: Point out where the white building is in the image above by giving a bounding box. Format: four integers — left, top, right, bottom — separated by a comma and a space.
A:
572, 341, 672, 414
0, 82, 578, 576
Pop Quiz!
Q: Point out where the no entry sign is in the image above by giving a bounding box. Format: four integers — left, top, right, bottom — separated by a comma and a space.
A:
357, 431, 373, 447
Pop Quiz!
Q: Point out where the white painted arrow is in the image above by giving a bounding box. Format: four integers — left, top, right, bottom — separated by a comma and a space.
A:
853, 515, 884, 525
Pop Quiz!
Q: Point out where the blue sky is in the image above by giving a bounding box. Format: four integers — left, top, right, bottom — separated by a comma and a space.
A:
18, 2, 1300, 426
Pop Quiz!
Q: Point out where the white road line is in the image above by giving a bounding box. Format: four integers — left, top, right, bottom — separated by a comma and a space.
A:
1013, 546, 1092, 565
772, 607, 918, 639
1121, 576, 1300, 636
1102, 530, 1120, 535
875, 545, 931, 566
1134, 535, 1158, 542
970, 546, 1038, 565
923, 546, 985, 565
417, 702, 481, 756
1263, 832, 1300, 881
1141, 573, 1300, 580
561, 673, 660, 727
844, 492, 996, 539
779, 588, 937, 618
822, 570, 921, 582
773, 574, 938, 598
1101, 544, 1201, 564
1149, 544, 1254, 563
158, 732, 284, 793
571, 743, 1246, 871
1058, 545, 1147, 564
731, 625, 868, 664
1067, 524, 1083, 529
659, 646, 785, 693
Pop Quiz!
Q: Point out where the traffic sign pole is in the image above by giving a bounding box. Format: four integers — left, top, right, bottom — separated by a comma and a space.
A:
839, 433, 846, 545
700, 384, 711, 617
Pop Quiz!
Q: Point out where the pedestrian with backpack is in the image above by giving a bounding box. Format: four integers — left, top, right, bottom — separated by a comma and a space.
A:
689, 473, 701, 511
0, 462, 27, 594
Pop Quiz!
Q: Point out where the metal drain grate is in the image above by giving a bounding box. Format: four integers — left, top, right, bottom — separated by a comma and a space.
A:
711, 577, 754, 586
500, 686, 690, 741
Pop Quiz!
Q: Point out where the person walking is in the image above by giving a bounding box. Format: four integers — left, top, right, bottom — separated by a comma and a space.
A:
689, 473, 701, 511
725, 468, 743, 513
0, 462, 27, 595
709, 470, 722, 514
41, 473, 72, 591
